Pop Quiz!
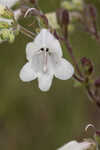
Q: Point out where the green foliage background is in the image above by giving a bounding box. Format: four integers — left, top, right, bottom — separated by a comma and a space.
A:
0, 0, 100, 149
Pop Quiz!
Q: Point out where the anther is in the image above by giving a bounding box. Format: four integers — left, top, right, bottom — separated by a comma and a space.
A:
46, 48, 49, 52
40, 48, 44, 51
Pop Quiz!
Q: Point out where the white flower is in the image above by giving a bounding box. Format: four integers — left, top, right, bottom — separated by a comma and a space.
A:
20, 28, 74, 91
57, 141, 92, 150
0, 0, 19, 8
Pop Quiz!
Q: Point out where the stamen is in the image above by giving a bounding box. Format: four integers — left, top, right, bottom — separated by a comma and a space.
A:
43, 49, 48, 73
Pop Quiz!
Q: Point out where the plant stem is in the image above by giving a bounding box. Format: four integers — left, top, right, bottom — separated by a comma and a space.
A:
64, 38, 83, 78
86, 85, 100, 108
18, 25, 35, 39
73, 74, 84, 83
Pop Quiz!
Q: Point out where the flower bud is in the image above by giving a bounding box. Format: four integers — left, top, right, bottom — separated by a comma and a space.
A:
56, 8, 69, 26
0, 4, 14, 19
95, 132, 100, 149
0, 18, 14, 29
0, 29, 15, 43
0, 4, 19, 43
0, 4, 5, 16
72, 0, 84, 9
61, 1, 75, 11
95, 78, 100, 87
30, 0, 38, 5
61, 0, 83, 11
0, 4, 15, 30
46, 12, 59, 29
81, 57, 93, 76
96, 130, 100, 136
22, 0, 38, 5
88, 4, 97, 21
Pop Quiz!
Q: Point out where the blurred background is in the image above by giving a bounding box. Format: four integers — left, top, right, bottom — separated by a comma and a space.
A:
0, 0, 100, 149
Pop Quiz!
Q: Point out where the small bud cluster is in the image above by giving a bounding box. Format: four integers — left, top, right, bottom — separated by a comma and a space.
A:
0, 4, 19, 43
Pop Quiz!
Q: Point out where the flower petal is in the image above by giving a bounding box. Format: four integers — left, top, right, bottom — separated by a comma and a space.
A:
31, 53, 54, 75
34, 29, 62, 57
26, 42, 38, 60
38, 73, 53, 92
58, 141, 91, 150
0, 0, 19, 8
19, 62, 37, 82
14, 9, 21, 20
26, 29, 63, 61
0, 18, 14, 25
31, 53, 44, 74
54, 58, 74, 80
58, 141, 79, 150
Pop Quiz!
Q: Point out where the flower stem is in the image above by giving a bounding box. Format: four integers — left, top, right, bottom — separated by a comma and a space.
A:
86, 85, 100, 108
64, 37, 83, 78
73, 74, 84, 83
18, 25, 35, 39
